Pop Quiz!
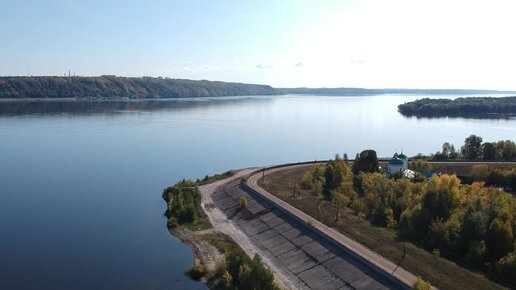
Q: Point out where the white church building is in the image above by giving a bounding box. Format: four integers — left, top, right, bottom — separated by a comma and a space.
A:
388, 152, 408, 174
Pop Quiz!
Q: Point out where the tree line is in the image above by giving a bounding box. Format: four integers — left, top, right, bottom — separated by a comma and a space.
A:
0, 76, 279, 99
429, 135, 516, 161
398, 96, 516, 118
302, 153, 516, 284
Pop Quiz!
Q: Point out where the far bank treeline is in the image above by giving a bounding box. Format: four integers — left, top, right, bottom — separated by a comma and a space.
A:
0, 76, 279, 99
398, 96, 516, 118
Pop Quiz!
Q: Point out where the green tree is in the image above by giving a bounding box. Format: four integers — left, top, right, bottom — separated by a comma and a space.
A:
449, 144, 460, 159
442, 142, 452, 158
481, 142, 497, 160
322, 155, 352, 197
352, 150, 379, 174
422, 175, 460, 220
487, 218, 514, 261
331, 182, 353, 222
496, 140, 516, 161
222, 270, 232, 289
461, 134, 483, 160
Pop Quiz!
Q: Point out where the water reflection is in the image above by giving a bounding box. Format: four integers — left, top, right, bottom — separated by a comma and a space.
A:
0, 97, 275, 116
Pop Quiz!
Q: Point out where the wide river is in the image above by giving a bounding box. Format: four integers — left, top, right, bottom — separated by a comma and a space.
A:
1, 94, 515, 289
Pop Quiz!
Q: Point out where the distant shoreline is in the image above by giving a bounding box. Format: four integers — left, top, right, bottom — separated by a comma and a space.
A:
2, 76, 516, 101
0, 97, 128, 102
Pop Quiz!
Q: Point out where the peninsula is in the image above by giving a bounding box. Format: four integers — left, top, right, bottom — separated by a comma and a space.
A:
164, 139, 515, 289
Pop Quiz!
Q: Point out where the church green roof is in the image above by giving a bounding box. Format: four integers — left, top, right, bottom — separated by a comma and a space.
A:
398, 153, 407, 159
389, 158, 404, 165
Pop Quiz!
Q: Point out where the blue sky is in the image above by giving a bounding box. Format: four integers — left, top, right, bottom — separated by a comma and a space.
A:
1, 0, 515, 89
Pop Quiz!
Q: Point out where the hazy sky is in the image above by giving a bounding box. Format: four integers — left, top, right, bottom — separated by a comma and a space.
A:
1, 0, 515, 89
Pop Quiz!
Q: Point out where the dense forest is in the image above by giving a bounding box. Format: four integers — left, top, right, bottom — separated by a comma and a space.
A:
398, 97, 516, 118
302, 154, 516, 285
0, 76, 279, 99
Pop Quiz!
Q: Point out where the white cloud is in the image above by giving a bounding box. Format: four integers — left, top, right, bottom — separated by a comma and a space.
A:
179, 67, 194, 72
255, 64, 274, 69
198, 64, 218, 71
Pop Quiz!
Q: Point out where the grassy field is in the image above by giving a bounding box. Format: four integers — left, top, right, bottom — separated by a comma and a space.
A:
258, 165, 508, 290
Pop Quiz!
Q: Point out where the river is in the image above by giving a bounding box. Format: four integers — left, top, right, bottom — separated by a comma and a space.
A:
0, 94, 514, 289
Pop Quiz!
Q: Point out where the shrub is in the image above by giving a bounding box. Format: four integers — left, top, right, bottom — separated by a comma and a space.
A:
299, 172, 313, 189
222, 270, 232, 289
412, 277, 432, 290
239, 196, 248, 208
186, 263, 206, 281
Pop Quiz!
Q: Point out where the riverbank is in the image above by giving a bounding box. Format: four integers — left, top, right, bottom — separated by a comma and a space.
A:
172, 228, 223, 283
163, 169, 285, 290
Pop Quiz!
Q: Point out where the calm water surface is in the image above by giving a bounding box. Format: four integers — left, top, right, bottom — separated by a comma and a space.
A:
1, 95, 515, 289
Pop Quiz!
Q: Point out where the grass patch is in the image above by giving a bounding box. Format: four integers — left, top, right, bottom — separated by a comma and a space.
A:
259, 165, 508, 290
200, 232, 247, 258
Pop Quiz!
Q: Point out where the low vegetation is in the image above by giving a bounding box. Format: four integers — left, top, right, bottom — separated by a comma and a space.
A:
412, 277, 432, 290
0, 76, 279, 99
469, 165, 516, 191
398, 96, 516, 118
199, 233, 280, 290
239, 196, 248, 208
196, 170, 235, 186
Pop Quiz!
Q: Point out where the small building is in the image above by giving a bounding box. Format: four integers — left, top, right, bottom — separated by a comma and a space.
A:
388, 152, 408, 174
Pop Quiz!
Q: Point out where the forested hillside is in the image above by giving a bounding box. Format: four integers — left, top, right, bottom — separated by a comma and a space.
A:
398, 97, 516, 118
0, 76, 279, 99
